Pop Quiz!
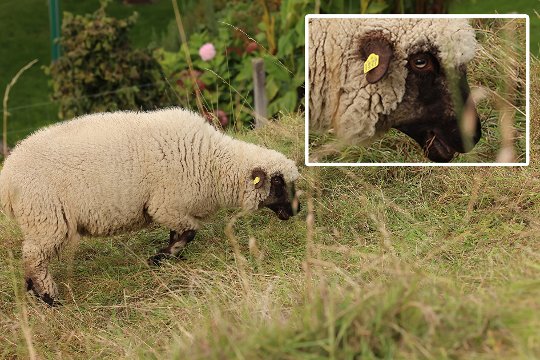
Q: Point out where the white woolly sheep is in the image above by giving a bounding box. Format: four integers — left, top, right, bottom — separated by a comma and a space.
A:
0, 108, 300, 305
308, 18, 482, 162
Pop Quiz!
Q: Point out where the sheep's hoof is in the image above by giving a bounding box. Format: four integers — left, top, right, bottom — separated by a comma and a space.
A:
40, 293, 62, 307
25, 279, 62, 307
147, 253, 186, 266
148, 253, 168, 266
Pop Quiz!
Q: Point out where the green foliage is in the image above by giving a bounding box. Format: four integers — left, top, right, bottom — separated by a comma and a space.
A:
319, 0, 449, 14
45, 1, 174, 119
157, 0, 311, 128
150, 20, 181, 52
157, 25, 253, 128
156, 0, 452, 129
260, 0, 308, 117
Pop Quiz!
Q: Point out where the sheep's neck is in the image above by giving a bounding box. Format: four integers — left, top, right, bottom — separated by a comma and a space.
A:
211, 143, 244, 210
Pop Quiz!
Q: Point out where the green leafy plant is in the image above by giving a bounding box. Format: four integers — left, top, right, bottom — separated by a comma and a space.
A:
156, 0, 309, 128
158, 3, 254, 128
45, 0, 174, 120
156, 0, 451, 129
320, 0, 449, 14
259, 0, 310, 116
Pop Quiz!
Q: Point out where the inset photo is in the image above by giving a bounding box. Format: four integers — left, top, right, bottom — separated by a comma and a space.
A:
306, 15, 529, 166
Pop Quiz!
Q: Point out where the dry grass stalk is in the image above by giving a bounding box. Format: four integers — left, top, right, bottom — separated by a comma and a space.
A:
8, 250, 37, 360
171, 0, 204, 115
495, 21, 519, 163
464, 171, 483, 224
303, 194, 315, 301
224, 210, 252, 297
2, 59, 38, 159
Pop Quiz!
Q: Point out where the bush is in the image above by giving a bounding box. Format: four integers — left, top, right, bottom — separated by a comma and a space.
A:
45, 1, 174, 120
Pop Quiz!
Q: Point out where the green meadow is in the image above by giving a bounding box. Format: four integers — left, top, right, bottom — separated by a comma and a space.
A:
0, 1, 538, 358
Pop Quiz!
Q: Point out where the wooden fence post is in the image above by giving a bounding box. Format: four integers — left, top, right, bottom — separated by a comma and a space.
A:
252, 58, 268, 128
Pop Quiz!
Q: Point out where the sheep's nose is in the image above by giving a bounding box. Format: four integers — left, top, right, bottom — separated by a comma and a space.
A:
473, 114, 482, 145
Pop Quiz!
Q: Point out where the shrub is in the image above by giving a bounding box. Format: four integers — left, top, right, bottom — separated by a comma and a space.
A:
45, 1, 174, 120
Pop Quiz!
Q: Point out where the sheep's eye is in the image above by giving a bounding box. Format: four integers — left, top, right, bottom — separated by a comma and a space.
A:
414, 58, 427, 68
272, 177, 283, 185
410, 53, 434, 71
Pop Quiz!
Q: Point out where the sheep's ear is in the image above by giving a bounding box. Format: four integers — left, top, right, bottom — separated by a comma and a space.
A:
361, 34, 393, 84
251, 168, 267, 189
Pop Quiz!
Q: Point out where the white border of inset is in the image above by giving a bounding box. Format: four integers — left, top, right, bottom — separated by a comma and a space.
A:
304, 14, 530, 167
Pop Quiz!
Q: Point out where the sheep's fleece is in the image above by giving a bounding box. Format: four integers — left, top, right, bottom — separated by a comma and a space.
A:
309, 18, 481, 162
0, 108, 300, 305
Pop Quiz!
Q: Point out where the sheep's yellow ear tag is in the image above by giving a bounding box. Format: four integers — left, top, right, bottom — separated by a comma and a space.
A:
253, 176, 260, 185
364, 53, 379, 74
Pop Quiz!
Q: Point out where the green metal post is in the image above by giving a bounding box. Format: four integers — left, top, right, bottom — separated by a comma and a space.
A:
48, 0, 61, 62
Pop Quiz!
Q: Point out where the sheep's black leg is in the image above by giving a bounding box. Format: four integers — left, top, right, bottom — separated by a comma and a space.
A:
25, 278, 62, 307
148, 230, 196, 266
22, 237, 63, 307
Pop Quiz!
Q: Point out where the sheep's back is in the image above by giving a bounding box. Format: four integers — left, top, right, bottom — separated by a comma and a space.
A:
0, 108, 224, 235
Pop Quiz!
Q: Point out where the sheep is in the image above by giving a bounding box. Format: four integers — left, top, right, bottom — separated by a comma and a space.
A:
308, 17, 482, 162
0, 108, 301, 305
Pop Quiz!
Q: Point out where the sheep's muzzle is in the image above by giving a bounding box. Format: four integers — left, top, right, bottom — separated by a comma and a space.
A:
266, 199, 301, 220
396, 94, 481, 163
261, 177, 301, 220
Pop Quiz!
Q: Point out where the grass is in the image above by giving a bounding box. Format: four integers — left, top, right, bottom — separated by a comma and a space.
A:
0, 57, 539, 358
309, 18, 528, 164
450, 0, 540, 54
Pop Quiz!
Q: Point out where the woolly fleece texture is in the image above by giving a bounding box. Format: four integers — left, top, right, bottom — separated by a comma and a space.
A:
0, 108, 299, 300
309, 18, 477, 144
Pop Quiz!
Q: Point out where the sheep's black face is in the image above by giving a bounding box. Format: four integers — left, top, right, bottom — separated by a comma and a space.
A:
261, 175, 300, 221
393, 52, 481, 162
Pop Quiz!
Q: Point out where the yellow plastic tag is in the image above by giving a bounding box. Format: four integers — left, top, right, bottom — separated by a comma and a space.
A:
364, 53, 379, 74
253, 176, 260, 185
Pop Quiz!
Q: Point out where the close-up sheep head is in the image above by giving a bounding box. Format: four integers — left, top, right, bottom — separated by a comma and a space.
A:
251, 168, 300, 220
308, 18, 482, 163
360, 31, 481, 162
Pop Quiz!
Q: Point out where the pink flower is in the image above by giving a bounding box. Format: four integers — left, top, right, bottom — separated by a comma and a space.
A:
215, 109, 228, 127
199, 43, 216, 61
245, 41, 258, 54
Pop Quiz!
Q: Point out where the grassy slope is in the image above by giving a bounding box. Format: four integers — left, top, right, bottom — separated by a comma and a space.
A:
0, 59, 538, 359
